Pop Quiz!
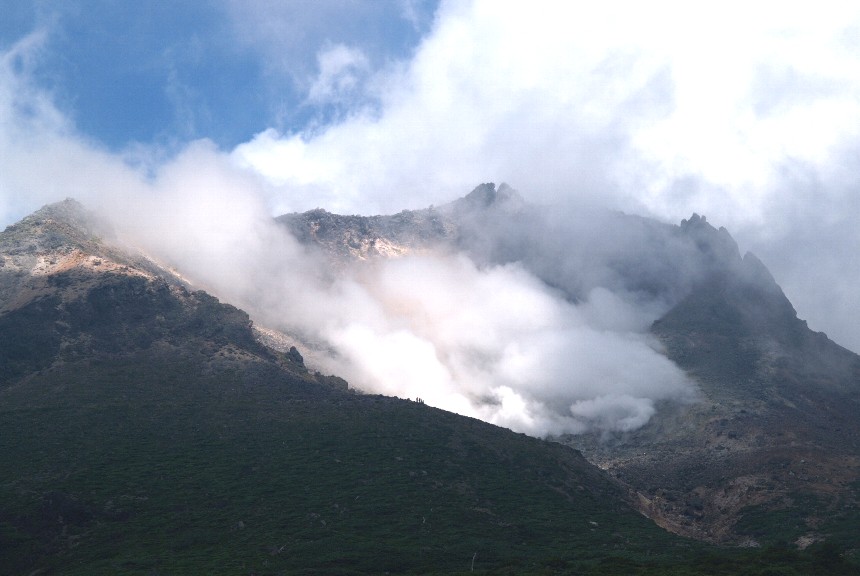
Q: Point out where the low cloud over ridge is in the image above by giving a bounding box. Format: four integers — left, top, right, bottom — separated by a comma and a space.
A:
1, 2, 860, 432
91, 163, 697, 436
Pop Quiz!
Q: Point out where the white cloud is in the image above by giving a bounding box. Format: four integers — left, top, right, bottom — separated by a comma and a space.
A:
232, 0, 860, 352
307, 44, 370, 105
220, 0, 432, 83
0, 30, 150, 225
570, 394, 656, 433
3, 0, 860, 435
234, 1, 860, 217
273, 253, 697, 437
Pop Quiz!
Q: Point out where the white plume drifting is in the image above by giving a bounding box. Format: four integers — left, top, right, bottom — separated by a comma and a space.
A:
3, 2, 859, 434
313, 254, 696, 436
30, 136, 689, 437
98, 154, 693, 435
230, 1, 860, 352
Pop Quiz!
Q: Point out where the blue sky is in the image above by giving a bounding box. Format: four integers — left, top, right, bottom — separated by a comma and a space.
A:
2, 0, 860, 355
0, 0, 437, 149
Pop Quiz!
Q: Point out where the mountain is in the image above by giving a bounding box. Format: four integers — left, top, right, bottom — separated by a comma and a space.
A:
278, 184, 860, 551
0, 200, 737, 575
2, 196, 857, 574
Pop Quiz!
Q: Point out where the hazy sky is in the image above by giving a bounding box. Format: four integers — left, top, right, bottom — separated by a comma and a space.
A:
2, 2, 860, 372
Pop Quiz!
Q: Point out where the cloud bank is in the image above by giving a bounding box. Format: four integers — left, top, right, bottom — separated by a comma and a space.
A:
231, 0, 860, 351
315, 254, 695, 436
2, 2, 860, 433
99, 163, 697, 436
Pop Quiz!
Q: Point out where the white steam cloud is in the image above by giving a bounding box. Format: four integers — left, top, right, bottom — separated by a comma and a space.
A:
230, 1, 860, 352
2, 3, 860, 435
101, 162, 697, 436
313, 255, 695, 436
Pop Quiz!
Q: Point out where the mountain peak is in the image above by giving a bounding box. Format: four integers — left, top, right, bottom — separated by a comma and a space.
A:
460, 181, 523, 210
679, 213, 742, 270
0, 199, 189, 318
1, 198, 117, 257
31, 197, 88, 220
